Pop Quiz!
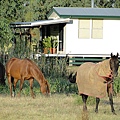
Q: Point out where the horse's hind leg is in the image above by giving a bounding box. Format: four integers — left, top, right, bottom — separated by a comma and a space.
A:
8, 75, 12, 97
81, 94, 88, 111
11, 77, 15, 97
18, 79, 24, 97
12, 79, 18, 97
95, 97, 100, 113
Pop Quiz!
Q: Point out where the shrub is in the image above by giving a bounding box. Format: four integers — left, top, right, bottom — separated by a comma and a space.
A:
48, 77, 78, 94
114, 76, 120, 93
0, 85, 9, 95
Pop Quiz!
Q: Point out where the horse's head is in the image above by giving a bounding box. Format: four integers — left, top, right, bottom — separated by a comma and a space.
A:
110, 53, 119, 78
40, 80, 50, 96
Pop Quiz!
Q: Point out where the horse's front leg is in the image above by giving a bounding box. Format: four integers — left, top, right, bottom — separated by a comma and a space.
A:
81, 94, 88, 111
109, 93, 116, 115
108, 84, 116, 115
95, 97, 100, 113
29, 78, 35, 98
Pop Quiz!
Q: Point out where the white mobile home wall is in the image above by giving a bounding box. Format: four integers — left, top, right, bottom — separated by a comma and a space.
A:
65, 19, 120, 55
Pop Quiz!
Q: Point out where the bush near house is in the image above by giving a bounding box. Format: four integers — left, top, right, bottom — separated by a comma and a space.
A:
0, 56, 120, 95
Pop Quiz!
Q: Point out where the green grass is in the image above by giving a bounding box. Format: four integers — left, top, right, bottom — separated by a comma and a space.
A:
0, 58, 120, 120
0, 94, 120, 120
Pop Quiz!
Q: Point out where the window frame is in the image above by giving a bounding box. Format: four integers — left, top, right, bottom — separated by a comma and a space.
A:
78, 19, 103, 39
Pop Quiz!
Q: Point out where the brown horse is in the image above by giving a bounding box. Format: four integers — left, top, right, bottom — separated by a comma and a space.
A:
6, 57, 50, 98
69, 53, 119, 115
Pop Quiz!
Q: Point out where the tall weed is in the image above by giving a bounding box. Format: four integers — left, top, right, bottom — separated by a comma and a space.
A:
114, 76, 120, 93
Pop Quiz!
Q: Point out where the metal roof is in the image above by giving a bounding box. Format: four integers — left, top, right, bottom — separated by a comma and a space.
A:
10, 18, 70, 28
47, 7, 120, 19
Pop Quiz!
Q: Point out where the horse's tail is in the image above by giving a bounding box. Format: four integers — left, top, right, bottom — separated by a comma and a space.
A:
0, 62, 6, 86
68, 72, 77, 83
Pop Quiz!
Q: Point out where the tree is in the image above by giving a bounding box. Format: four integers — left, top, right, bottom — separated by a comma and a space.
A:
31, 0, 120, 21
31, 0, 92, 20
114, 0, 120, 8
0, 18, 13, 51
0, 0, 28, 55
94, 0, 120, 8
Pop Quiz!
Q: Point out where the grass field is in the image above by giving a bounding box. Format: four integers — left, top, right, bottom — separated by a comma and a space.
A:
0, 93, 120, 120
0, 63, 119, 120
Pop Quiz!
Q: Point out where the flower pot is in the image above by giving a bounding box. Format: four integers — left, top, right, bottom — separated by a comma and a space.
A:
44, 48, 52, 54
52, 48, 57, 54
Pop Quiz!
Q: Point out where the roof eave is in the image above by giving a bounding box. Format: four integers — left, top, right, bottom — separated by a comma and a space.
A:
47, 7, 60, 19
59, 15, 120, 19
10, 19, 71, 28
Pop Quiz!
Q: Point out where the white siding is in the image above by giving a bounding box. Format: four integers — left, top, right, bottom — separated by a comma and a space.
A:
65, 19, 120, 55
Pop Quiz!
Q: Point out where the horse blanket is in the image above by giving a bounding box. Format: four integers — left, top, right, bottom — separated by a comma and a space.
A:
76, 59, 112, 98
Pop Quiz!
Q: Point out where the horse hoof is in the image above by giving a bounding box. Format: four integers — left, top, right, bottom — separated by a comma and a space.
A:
95, 111, 98, 113
32, 96, 36, 99
12, 92, 15, 97
113, 112, 117, 115
104, 111, 106, 114
83, 108, 87, 112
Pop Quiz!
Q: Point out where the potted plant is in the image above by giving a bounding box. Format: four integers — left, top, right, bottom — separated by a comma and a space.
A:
42, 36, 52, 54
51, 36, 58, 54
42, 36, 58, 54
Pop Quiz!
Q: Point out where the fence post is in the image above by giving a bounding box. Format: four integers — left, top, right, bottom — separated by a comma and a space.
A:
69, 56, 73, 66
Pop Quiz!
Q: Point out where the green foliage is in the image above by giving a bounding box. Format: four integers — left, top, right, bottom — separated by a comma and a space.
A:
1, 0, 27, 21
0, 18, 13, 51
1, 56, 78, 95
48, 77, 78, 94
42, 37, 52, 48
0, 85, 9, 95
0, 0, 27, 54
1, 57, 120, 97
114, 0, 120, 8
114, 76, 120, 93
31, 0, 120, 21
38, 55, 68, 78
51, 36, 58, 48
11, 36, 32, 58
42, 36, 58, 48
74, 94, 96, 105
94, 0, 120, 8
32, 0, 92, 20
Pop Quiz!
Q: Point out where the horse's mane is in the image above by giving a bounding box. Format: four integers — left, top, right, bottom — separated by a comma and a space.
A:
24, 58, 41, 71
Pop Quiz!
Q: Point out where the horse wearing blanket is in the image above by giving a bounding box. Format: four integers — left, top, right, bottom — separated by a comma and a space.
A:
69, 53, 119, 115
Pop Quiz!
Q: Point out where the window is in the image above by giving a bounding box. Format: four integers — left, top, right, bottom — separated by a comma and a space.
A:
78, 19, 103, 39
92, 19, 103, 39
78, 19, 90, 39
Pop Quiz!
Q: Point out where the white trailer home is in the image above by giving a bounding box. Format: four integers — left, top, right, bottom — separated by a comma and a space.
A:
47, 7, 120, 56
10, 7, 120, 64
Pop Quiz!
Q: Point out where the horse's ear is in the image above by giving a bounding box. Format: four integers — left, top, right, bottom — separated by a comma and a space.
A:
117, 52, 119, 57
111, 53, 113, 57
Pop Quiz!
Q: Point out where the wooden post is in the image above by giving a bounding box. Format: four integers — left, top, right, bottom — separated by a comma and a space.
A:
69, 56, 73, 66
